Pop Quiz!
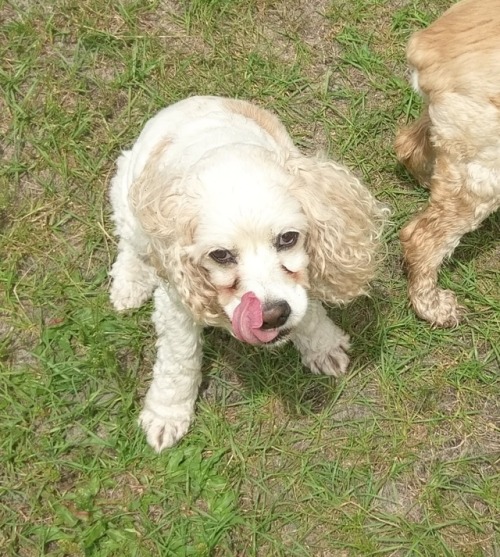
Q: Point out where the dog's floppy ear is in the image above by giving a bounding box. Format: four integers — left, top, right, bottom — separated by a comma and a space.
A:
128, 142, 222, 325
286, 155, 387, 304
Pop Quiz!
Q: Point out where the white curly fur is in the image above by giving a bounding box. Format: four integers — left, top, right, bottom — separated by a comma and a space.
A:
109, 96, 387, 452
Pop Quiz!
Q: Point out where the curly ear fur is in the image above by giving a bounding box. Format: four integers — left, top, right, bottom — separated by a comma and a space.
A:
128, 142, 225, 326
286, 155, 388, 304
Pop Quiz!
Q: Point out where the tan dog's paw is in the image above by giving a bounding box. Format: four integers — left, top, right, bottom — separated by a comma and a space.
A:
412, 288, 462, 328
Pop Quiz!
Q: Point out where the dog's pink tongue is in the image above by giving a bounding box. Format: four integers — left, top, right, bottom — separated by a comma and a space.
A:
232, 292, 279, 345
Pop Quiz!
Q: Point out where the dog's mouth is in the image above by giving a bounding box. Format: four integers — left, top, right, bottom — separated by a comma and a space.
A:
231, 326, 291, 346
231, 292, 291, 345
265, 328, 291, 345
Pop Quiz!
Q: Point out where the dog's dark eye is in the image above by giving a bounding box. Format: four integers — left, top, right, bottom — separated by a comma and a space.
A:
209, 249, 236, 265
277, 231, 299, 250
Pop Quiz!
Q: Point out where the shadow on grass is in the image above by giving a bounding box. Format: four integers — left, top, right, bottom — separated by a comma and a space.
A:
199, 293, 389, 418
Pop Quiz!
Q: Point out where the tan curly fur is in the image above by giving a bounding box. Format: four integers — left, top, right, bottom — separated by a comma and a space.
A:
128, 141, 225, 327
286, 155, 387, 304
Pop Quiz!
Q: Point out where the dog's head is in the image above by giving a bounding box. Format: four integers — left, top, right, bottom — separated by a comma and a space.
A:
130, 142, 386, 345
186, 146, 310, 345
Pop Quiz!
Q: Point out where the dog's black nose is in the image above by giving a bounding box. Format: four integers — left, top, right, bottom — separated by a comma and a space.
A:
261, 300, 291, 329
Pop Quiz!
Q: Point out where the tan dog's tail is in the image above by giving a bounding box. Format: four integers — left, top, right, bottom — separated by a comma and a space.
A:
395, 106, 434, 187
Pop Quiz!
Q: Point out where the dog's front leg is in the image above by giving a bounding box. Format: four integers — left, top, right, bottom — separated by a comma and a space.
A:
290, 299, 350, 377
109, 239, 158, 311
139, 286, 203, 452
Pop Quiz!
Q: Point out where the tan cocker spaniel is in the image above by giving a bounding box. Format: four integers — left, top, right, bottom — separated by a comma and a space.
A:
396, 0, 500, 326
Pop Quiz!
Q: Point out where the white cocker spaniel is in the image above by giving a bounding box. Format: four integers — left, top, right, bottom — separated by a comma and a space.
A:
109, 96, 387, 451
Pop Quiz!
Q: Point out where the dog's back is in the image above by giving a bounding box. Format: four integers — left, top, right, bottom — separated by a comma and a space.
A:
408, 0, 500, 99
399, 0, 500, 173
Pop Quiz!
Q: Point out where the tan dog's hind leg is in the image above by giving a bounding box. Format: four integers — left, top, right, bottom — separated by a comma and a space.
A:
400, 160, 489, 327
395, 107, 434, 187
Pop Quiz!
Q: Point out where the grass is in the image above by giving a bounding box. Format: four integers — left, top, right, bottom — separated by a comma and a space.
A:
1, 0, 499, 555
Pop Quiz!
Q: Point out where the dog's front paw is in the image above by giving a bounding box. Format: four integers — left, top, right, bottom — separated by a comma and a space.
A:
138, 407, 193, 452
109, 252, 157, 311
303, 332, 351, 377
110, 279, 153, 311
306, 345, 350, 376
411, 287, 462, 328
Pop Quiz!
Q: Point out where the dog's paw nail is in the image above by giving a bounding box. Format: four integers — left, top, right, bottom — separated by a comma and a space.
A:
324, 349, 350, 376
138, 409, 192, 452
306, 345, 350, 377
